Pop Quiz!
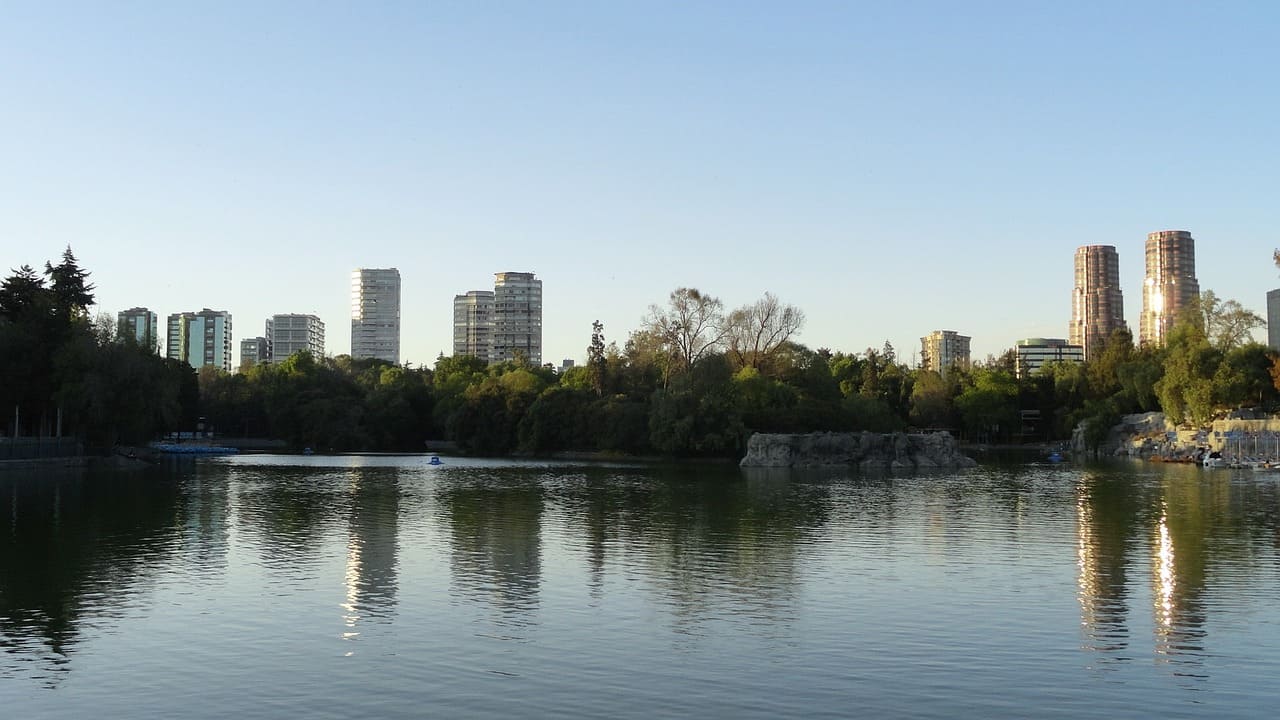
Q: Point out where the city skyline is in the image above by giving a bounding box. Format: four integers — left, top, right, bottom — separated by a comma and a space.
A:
3, 3, 1276, 366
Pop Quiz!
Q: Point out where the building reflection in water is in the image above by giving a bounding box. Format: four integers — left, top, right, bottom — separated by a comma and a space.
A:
1150, 477, 1211, 676
179, 462, 230, 573
340, 468, 401, 649
436, 473, 543, 627
1075, 473, 1137, 658
1075, 466, 1231, 679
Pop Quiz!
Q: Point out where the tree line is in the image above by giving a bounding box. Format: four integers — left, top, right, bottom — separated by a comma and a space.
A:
0, 249, 199, 447
4, 256, 1277, 457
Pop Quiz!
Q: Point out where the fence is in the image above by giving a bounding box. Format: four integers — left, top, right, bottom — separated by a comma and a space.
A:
0, 437, 84, 461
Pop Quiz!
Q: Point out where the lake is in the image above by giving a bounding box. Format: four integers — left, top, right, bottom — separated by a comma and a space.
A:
2, 455, 1278, 718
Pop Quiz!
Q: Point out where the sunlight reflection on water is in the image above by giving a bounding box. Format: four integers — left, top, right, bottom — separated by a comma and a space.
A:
2, 457, 1279, 718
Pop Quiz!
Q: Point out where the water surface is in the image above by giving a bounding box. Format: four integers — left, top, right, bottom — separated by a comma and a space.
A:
2, 456, 1278, 718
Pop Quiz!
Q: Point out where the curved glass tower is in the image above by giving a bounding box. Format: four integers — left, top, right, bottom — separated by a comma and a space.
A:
1139, 231, 1198, 347
1069, 245, 1125, 360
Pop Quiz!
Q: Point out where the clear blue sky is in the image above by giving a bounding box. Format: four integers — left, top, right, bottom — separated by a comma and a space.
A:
3, 1, 1277, 367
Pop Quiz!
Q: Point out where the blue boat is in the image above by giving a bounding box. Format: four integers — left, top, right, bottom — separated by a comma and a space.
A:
151, 443, 239, 455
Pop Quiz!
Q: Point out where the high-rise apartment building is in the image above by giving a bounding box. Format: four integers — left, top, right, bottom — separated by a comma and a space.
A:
453, 290, 495, 360
1140, 230, 1199, 347
1268, 289, 1280, 352
920, 330, 970, 373
240, 337, 269, 369
167, 309, 233, 371
491, 272, 543, 365
1014, 338, 1084, 379
268, 314, 325, 361
117, 307, 159, 352
1069, 245, 1125, 360
351, 268, 401, 364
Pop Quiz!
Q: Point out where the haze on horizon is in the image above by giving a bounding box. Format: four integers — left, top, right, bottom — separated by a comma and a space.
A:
2, 1, 1276, 368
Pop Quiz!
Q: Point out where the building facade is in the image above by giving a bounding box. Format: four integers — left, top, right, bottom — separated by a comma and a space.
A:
452, 290, 495, 360
351, 268, 401, 364
1014, 338, 1084, 379
240, 337, 269, 369
920, 330, 971, 373
1140, 230, 1199, 347
117, 307, 159, 352
1269, 289, 1280, 352
491, 272, 543, 364
167, 309, 233, 371
1069, 245, 1125, 360
268, 314, 325, 361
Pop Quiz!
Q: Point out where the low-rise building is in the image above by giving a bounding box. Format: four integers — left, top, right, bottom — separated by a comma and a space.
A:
240, 337, 269, 370
1015, 338, 1084, 379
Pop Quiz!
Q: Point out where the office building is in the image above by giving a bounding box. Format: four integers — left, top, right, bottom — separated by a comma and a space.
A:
351, 268, 401, 364
240, 337, 269, 369
1139, 230, 1199, 347
920, 330, 970, 373
167, 309, 233, 372
491, 272, 543, 364
1014, 338, 1084, 379
117, 307, 159, 352
453, 290, 495, 360
1069, 245, 1125, 360
268, 314, 325, 361
1269, 289, 1280, 352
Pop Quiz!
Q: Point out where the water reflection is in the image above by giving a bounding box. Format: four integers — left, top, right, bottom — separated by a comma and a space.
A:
0, 466, 181, 685
5, 456, 1280, 709
341, 468, 401, 644
1073, 463, 1280, 680
436, 471, 544, 626
179, 462, 230, 573
231, 466, 347, 568
1075, 470, 1141, 658
623, 467, 824, 636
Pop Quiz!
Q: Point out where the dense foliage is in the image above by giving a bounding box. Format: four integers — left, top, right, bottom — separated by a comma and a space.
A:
1, 249, 198, 447
5, 258, 1278, 457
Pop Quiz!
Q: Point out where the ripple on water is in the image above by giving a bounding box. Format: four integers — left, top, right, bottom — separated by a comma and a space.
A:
3, 458, 1280, 718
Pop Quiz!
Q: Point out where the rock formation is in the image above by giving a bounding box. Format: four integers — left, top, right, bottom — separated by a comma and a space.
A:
739, 431, 977, 471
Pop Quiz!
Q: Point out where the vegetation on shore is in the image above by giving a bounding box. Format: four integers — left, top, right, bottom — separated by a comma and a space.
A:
4, 255, 1277, 457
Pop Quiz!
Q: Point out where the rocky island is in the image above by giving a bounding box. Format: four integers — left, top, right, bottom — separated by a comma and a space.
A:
739, 431, 977, 471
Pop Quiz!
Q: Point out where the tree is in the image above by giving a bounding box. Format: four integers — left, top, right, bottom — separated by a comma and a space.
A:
641, 287, 727, 383
1154, 319, 1220, 426
909, 371, 951, 428
44, 247, 95, 324
587, 320, 606, 397
954, 369, 1020, 442
1213, 344, 1276, 409
724, 292, 805, 375
1199, 290, 1265, 351
0, 265, 47, 318
1086, 327, 1134, 401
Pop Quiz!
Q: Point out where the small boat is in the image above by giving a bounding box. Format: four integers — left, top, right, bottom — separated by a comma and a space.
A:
1202, 451, 1227, 468
1046, 452, 1064, 463
428, 454, 443, 466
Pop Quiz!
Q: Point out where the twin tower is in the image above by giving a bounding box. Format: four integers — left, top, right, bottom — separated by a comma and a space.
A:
1070, 230, 1199, 359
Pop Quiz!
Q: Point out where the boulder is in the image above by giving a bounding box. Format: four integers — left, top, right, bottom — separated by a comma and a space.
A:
739, 431, 977, 470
